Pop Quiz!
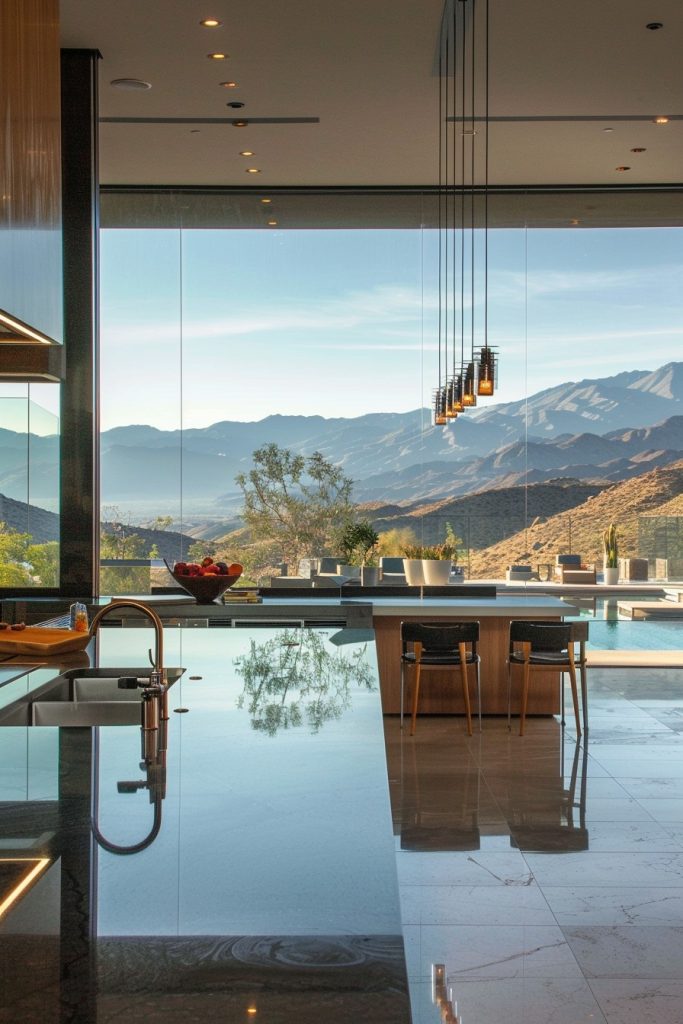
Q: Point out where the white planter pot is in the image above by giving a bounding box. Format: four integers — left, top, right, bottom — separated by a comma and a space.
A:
422, 559, 452, 586
603, 566, 619, 585
361, 566, 379, 586
403, 558, 425, 586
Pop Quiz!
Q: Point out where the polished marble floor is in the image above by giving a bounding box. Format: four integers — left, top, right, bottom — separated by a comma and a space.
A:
384, 667, 683, 1024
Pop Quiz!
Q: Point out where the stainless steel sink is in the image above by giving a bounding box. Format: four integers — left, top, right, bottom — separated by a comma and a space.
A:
0, 666, 185, 727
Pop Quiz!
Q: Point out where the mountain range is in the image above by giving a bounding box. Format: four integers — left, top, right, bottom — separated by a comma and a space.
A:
1, 362, 682, 518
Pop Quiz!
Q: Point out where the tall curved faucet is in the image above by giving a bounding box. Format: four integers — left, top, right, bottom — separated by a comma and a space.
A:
90, 599, 165, 678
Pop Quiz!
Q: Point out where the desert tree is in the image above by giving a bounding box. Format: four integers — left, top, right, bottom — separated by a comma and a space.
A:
235, 443, 355, 567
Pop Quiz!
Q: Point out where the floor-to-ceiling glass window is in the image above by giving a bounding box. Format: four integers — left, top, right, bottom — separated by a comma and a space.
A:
98, 189, 683, 592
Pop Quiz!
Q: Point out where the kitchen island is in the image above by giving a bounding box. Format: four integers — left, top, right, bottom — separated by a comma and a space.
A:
2, 591, 577, 718
0, 625, 410, 1023
369, 594, 577, 715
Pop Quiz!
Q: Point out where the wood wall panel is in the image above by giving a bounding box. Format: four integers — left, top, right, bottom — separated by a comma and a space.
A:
0, 0, 62, 343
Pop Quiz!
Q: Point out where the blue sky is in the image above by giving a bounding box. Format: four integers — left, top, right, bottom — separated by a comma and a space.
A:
97, 224, 682, 431
3, 224, 680, 433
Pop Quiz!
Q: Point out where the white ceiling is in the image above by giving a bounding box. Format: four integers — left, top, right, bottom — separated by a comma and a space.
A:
60, 0, 683, 187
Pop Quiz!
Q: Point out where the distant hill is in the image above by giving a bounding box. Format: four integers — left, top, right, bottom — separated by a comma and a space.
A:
467, 460, 683, 578
2, 361, 683, 515
363, 479, 604, 551
0, 492, 60, 543
0, 493, 196, 561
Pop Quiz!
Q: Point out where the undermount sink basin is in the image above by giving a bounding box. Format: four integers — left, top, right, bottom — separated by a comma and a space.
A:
0, 666, 185, 727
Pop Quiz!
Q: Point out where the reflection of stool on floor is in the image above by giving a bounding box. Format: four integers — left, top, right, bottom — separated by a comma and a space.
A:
619, 557, 649, 581
509, 738, 588, 852
398, 734, 481, 852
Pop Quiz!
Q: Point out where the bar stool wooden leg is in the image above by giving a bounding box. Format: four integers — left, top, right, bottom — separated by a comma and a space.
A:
459, 642, 472, 736
410, 657, 422, 736
519, 643, 531, 736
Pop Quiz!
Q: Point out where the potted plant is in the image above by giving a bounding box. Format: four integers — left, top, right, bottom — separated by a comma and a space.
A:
402, 544, 428, 586
410, 525, 462, 586
603, 523, 619, 585
338, 520, 379, 583
420, 540, 457, 586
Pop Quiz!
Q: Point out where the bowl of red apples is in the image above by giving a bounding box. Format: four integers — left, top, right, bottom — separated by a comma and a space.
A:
165, 557, 243, 604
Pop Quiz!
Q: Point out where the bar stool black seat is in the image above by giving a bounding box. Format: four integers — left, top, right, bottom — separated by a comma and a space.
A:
507, 620, 588, 737
400, 621, 481, 736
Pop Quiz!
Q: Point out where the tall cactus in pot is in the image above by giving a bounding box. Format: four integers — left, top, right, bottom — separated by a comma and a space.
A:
603, 523, 618, 569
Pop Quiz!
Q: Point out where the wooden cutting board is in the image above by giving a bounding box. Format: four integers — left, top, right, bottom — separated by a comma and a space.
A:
0, 627, 91, 655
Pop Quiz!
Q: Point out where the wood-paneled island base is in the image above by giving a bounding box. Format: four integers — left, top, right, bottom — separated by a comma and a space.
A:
371, 596, 577, 716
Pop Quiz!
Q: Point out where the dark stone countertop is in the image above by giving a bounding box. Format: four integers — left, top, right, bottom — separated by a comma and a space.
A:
0, 624, 410, 1023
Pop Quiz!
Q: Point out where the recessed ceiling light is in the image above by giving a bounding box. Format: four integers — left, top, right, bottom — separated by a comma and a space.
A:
602, 127, 615, 133
240, 150, 254, 156
246, 167, 260, 174
267, 219, 278, 226
569, 218, 580, 226
630, 147, 646, 153
207, 52, 227, 60
190, 129, 201, 134
220, 81, 238, 88
110, 78, 152, 90
646, 21, 663, 30
653, 116, 669, 124
232, 120, 248, 127
227, 101, 244, 109
260, 198, 272, 204
615, 166, 630, 172
200, 18, 222, 27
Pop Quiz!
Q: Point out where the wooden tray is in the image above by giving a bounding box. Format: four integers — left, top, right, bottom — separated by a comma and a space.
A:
0, 627, 92, 655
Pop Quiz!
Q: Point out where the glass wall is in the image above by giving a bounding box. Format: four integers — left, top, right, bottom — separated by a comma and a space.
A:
98, 189, 683, 590
0, 383, 60, 587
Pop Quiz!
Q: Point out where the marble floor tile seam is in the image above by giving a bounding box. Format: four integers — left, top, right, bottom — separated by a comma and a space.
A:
402, 923, 587, 983
561, 924, 683, 981
587, 976, 683, 1024
541, 885, 683, 927
627, 798, 683, 823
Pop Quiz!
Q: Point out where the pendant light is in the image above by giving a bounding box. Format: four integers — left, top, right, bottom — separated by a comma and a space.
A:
434, 0, 497, 424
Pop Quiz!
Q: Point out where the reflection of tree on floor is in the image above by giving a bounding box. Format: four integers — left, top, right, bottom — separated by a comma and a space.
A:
235, 628, 375, 736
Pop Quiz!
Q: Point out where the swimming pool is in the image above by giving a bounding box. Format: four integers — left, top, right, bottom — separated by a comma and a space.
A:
561, 595, 683, 650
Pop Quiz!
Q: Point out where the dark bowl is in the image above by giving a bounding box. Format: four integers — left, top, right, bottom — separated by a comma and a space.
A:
166, 562, 242, 604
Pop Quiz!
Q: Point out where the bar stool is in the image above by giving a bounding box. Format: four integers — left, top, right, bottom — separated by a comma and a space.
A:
400, 621, 481, 736
507, 620, 588, 737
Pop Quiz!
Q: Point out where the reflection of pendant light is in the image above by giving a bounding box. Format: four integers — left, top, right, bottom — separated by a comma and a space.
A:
434, 0, 497, 425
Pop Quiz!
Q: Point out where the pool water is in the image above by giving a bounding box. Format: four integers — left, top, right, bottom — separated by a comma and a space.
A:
559, 595, 683, 651
583, 618, 683, 651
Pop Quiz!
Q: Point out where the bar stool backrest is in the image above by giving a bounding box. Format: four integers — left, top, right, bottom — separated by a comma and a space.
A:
402, 621, 479, 655
509, 621, 572, 654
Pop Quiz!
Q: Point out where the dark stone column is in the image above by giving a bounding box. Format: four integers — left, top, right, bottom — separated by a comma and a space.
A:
60, 49, 101, 598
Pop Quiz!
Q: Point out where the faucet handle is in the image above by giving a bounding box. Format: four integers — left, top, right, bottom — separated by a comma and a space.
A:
118, 676, 141, 690
117, 780, 147, 793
